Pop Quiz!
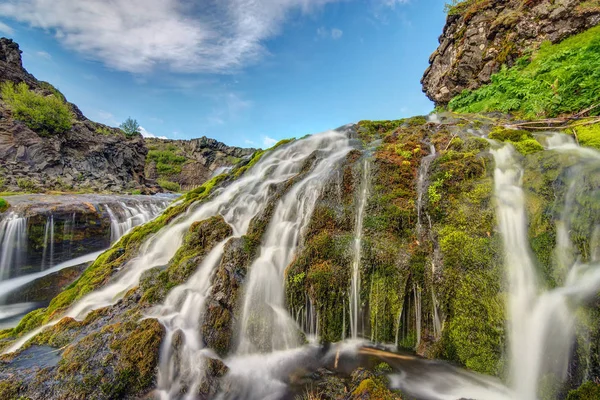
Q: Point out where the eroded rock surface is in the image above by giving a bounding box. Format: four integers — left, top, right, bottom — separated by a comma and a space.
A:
422, 0, 600, 105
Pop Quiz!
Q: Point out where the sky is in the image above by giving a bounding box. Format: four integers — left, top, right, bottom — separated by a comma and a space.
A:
0, 0, 446, 148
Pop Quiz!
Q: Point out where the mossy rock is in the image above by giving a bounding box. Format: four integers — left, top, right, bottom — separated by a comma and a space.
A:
575, 122, 600, 150
567, 381, 600, 400
0, 198, 9, 213
489, 127, 533, 142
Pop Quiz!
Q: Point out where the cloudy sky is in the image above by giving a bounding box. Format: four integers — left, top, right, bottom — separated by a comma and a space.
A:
0, 0, 445, 147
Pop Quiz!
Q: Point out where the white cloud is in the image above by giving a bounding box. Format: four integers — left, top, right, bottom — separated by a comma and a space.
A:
95, 110, 119, 126
244, 139, 255, 145
0, 0, 343, 74
35, 50, 51, 60
139, 126, 168, 140
262, 135, 277, 148
331, 28, 343, 39
317, 26, 343, 40
0, 21, 13, 34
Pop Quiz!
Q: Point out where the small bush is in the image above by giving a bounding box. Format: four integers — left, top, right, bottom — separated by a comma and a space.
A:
0, 198, 9, 212
1, 81, 72, 135
120, 117, 141, 137
157, 179, 180, 192
567, 381, 600, 400
17, 178, 37, 192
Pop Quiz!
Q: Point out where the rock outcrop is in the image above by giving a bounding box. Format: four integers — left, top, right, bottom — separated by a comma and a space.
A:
0, 38, 157, 194
145, 136, 256, 191
422, 0, 600, 105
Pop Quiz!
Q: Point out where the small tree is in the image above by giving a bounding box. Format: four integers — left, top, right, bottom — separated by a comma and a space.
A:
120, 117, 140, 137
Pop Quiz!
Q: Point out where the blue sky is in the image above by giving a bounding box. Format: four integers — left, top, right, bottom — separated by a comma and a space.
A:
0, 0, 446, 148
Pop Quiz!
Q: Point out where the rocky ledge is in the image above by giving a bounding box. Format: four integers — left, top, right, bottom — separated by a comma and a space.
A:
422, 0, 600, 105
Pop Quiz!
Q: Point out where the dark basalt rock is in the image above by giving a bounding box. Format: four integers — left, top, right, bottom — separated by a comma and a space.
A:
421, 0, 600, 105
0, 37, 158, 194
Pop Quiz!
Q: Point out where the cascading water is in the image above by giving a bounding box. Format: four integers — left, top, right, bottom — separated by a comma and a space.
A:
236, 132, 353, 353
416, 142, 437, 237
0, 213, 27, 281
350, 158, 370, 340
149, 129, 353, 397
105, 201, 166, 242
491, 137, 600, 399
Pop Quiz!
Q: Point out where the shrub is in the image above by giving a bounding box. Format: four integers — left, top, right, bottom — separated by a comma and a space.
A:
16, 178, 37, 192
120, 117, 141, 137
449, 25, 600, 118
1, 81, 72, 135
157, 179, 180, 192
0, 198, 9, 212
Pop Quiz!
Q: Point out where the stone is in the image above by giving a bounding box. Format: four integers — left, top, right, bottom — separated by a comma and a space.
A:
421, 0, 600, 106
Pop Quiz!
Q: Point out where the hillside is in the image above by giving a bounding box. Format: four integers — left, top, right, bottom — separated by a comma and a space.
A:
145, 137, 255, 192
422, 0, 600, 105
0, 38, 155, 194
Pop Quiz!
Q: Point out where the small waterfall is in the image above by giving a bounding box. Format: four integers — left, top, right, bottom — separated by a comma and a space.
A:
237, 131, 353, 353
350, 158, 370, 339
42, 215, 55, 270
414, 283, 422, 348
0, 213, 28, 281
154, 241, 227, 399
416, 143, 436, 237
491, 140, 600, 399
105, 201, 167, 243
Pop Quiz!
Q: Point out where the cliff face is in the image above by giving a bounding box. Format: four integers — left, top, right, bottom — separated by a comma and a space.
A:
0, 38, 155, 194
145, 136, 256, 191
422, 0, 600, 105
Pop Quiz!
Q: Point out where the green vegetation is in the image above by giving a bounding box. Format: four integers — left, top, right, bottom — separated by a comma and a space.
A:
0, 198, 9, 212
575, 122, 600, 150
119, 117, 141, 137
488, 127, 543, 155
16, 178, 38, 192
448, 25, 600, 118
148, 149, 187, 176
1, 81, 72, 135
567, 381, 600, 400
156, 179, 180, 192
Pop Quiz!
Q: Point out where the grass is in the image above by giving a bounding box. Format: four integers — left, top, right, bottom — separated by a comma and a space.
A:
448, 25, 600, 118
157, 179, 180, 192
1, 81, 72, 135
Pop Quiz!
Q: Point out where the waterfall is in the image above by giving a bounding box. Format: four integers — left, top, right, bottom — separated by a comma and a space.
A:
0, 213, 28, 281
145, 129, 352, 396
237, 131, 353, 353
491, 139, 600, 399
350, 158, 370, 340
105, 201, 166, 243
154, 241, 227, 399
416, 143, 437, 237
4, 129, 353, 371
414, 283, 422, 348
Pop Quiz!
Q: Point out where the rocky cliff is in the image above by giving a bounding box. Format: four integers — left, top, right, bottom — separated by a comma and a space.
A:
422, 0, 600, 105
0, 38, 155, 194
145, 136, 256, 191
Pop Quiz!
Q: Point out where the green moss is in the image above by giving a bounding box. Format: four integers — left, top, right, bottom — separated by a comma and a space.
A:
0, 380, 21, 399
0, 197, 9, 212
489, 128, 533, 142
351, 377, 400, 399
566, 381, 600, 400
513, 139, 544, 155
575, 122, 600, 150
